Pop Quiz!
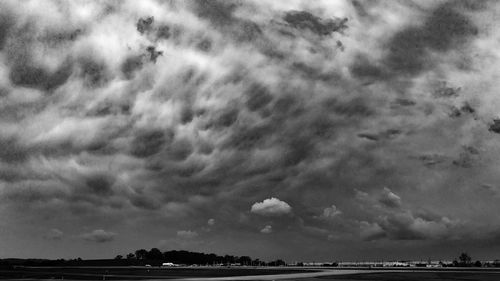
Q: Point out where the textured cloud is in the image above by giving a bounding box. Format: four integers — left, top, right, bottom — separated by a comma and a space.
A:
379, 187, 402, 209
317, 205, 342, 220
1, 0, 500, 261
251, 198, 292, 216
81, 229, 116, 243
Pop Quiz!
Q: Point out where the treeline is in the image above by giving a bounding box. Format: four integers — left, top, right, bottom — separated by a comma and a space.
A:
115, 248, 286, 266
0, 248, 286, 268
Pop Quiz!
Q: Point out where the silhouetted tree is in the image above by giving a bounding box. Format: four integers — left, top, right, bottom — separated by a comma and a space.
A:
268, 259, 286, 266
458, 252, 472, 266
147, 248, 164, 260
238, 256, 252, 266
135, 249, 148, 260
126, 253, 136, 260
114, 255, 123, 260
474, 260, 482, 267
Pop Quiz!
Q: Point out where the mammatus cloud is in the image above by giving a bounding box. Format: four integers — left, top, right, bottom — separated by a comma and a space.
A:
80, 229, 116, 243
1, 0, 500, 260
260, 225, 272, 234
251, 198, 292, 216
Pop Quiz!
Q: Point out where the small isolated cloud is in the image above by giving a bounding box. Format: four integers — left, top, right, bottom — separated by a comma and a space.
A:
320, 205, 342, 219
44, 228, 63, 240
207, 218, 215, 226
250, 197, 292, 216
260, 225, 272, 234
81, 229, 116, 243
177, 230, 198, 239
379, 187, 402, 208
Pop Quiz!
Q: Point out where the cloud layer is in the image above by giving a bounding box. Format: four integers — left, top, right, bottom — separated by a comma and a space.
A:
1, 0, 500, 261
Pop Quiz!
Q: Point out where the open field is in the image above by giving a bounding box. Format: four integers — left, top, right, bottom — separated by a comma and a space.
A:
0, 266, 315, 280
312, 271, 500, 281
1, 267, 500, 280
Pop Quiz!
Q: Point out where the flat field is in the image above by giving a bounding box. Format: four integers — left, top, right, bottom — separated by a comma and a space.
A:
1, 267, 499, 280
313, 271, 500, 281
0, 266, 312, 280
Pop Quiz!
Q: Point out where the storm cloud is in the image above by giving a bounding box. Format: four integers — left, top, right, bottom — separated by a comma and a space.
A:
1, 0, 500, 261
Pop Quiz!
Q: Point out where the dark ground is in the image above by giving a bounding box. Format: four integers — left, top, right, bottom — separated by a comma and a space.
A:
308, 271, 500, 281
1, 267, 500, 280
0, 266, 311, 280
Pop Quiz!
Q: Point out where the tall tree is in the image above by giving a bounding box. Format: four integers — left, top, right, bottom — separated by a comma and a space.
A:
135, 249, 148, 260
458, 252, 472, 266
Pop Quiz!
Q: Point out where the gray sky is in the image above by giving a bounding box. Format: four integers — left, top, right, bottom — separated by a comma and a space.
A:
1, 0, 500, 262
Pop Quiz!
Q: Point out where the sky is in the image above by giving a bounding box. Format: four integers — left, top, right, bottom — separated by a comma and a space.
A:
1, 0, 500, 262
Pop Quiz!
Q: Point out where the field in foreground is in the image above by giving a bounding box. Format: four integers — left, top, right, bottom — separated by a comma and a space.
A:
0, 266, 312, 280
1, 267, 500, 280
313, 271, 500, 281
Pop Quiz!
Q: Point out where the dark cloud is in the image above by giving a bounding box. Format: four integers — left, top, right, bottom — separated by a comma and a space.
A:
130, 195, 161, 210
146, 46, 163, 63
136, 16, 154, 34
452, 146, 480, 168
383, 4, 477, 76
10, 60, 72, 91
350, 54, 385, 80
417, 153, 447, 167
85, 174, 115, 196
130, 130, 172, 158
166, 138, 193, 161
78, 57, 109, 88
192, 0, 238, 26
283, 10, 347, 36
232, 20, 262, 42
210, 107, 239, 128
327, 97, 375, 118
0, 12, 14, 49
245, 83, 273, 111
391, 98, 416, 107
156, 25, 171, 40
358, 129, 401, 141
488, 119, 500, 134
0, 138, 29, 163
433, 83, 461, 98
121, 55, 144, 79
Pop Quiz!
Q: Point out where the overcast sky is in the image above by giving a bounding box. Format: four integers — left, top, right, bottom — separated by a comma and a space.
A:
1, 0, 500, 262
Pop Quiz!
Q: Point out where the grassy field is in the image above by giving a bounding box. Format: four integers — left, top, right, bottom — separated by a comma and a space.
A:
0, 266, 312, 280
1, 267, 500, 280
312, 271, 500, 281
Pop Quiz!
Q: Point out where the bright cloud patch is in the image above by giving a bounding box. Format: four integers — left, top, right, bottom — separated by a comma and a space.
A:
251, 197, 292, 216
